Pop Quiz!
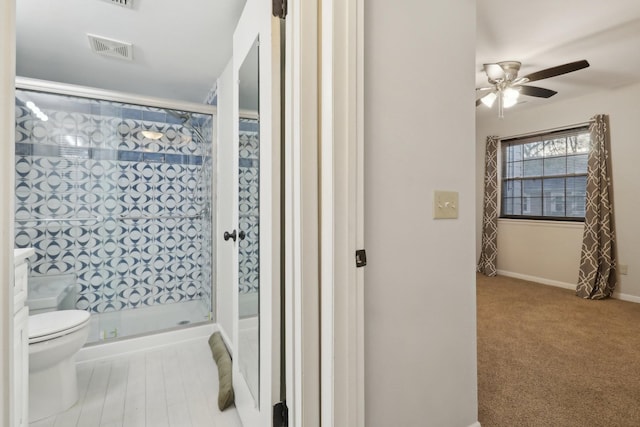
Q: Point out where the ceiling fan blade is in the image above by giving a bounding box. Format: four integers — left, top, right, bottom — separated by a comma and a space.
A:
484, 63, 505, 80
476, 98, 483, 107
519, 85, 558, 98
476, 87, 494, 92
522, 60, 590, 83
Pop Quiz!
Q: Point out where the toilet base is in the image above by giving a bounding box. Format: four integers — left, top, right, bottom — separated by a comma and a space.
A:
29, 355, 79, 422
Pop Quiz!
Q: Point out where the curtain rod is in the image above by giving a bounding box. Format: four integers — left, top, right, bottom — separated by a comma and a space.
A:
500, 120, 594, 142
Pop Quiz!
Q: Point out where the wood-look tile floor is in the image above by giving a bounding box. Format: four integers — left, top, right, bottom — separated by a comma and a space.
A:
30, 338, 243, 427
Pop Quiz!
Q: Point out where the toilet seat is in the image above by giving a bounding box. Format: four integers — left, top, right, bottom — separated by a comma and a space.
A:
29, 310, 90, 344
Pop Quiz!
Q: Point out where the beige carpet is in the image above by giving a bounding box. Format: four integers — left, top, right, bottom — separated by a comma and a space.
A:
477, 273, 640, 427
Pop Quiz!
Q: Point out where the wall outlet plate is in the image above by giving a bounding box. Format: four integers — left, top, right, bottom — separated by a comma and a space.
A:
619, 264, 628, 275
433, 191, 458, 219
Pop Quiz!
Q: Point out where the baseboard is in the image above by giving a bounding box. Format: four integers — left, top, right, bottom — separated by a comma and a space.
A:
612, 292, 640, 304
497, 270, 575, 290
77, 323, 218, 363
468, 422, 481, 427
497, 270, 640, 303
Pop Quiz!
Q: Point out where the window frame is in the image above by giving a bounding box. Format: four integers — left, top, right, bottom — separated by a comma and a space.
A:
499, 126, 590, 222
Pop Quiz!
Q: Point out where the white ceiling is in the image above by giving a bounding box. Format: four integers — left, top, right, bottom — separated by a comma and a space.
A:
476, 0, 640, 117
16, 0, 246, 104
17, 1, 640, 111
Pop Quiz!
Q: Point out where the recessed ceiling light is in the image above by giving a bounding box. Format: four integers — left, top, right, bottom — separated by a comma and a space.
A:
141, 130, 163, 140
24, 100, 48, 122
99, 0, 133, 8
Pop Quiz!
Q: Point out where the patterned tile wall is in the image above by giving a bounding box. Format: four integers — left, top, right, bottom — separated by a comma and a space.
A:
14, 90, 214, 314
238, 118, 259, 295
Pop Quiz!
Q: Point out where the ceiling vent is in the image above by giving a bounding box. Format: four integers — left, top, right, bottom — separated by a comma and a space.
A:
99, 0, 133, 7
88, 34, 133, 61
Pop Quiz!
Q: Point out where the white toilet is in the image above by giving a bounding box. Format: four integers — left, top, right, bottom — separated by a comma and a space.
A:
28, 310, 91, 422
26, 274, 90, 422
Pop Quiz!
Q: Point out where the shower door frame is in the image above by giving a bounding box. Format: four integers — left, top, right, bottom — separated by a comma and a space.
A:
14, 77, 218, 337
15, 78, 218, 121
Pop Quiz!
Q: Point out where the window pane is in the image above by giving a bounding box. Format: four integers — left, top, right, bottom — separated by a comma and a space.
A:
507, 144, 523, 162
543, 177, 565, 197
567, 176, 587, 197
544, 157, 566, 176
503, 197, 523, 215
523, 141, 544, 159
522, 179, 542, 198
523, 197, 542, 216
513, 180, 521, 197
502, 198, 512, 215
523, 159, 543, 177
544, 138, 567, 157
571, 133, 590, 153
567, 154, 588, 174
544, 196, 565, 216
566, 196, 586, 217
504, 180, 522, 197
505, 161, 523, 178
512, 198, 522, 215
500, 129, 589, 221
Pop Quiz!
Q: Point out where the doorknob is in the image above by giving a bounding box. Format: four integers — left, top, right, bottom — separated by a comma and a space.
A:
223, 230, 237, 242
238, 230, 246, 240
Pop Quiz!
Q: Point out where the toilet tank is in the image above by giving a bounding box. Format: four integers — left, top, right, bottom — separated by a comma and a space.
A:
27, 274, 77, 315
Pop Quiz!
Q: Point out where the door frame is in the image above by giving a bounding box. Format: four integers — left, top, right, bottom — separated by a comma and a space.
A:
1, 1, 17, 425
284, 0, 365, 425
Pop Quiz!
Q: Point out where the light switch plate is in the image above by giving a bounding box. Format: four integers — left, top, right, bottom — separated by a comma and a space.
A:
433, 191, 459, 219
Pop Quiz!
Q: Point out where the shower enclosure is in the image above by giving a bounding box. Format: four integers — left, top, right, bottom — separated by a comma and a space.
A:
14, 81, 216, 343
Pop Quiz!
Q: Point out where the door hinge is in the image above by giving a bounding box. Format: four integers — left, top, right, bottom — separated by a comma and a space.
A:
272, 0, 287, 18
355, 249, 367, 268
273, 401, 289, 426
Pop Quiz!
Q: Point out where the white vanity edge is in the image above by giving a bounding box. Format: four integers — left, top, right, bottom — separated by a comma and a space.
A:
14, 248, 35, 265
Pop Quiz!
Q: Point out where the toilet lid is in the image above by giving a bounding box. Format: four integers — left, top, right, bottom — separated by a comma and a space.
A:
29, 310, 90, 343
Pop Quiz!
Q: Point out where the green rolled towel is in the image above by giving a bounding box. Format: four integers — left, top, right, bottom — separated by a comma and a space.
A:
208, 332, 235, 410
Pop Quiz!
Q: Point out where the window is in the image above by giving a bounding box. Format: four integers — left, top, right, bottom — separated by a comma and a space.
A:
500, 127, 590, 221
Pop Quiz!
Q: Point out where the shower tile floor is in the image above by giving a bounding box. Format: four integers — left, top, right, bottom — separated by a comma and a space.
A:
29, 337, 243, 427
87, 300, 211, 344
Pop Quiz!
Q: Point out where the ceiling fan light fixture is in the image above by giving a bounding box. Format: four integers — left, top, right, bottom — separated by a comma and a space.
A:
476, 59, 590, 117
481, 92, 497, 108
502, 87, 520, 108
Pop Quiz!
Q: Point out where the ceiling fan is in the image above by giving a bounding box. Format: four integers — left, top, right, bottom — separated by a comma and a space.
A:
476, 59, 590, 117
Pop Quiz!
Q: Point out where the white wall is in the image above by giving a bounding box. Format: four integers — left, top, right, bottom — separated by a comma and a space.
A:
476, 82, 640, 300
364, 2, 478, 427
216, 60, 235, 346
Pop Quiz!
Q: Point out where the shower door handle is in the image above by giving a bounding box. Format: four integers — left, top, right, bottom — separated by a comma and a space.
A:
223, 230, 237, 242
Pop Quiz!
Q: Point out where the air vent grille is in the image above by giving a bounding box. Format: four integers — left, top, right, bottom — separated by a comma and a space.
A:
100, 0, 133, 7
88, 34, 133, 61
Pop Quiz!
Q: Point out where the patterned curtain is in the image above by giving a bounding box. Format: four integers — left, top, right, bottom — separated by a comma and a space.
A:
477, 136, 499, 276
576, 115, 617, 299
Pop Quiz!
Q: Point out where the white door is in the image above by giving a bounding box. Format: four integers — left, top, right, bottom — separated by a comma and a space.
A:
230, 1, 282, 425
